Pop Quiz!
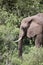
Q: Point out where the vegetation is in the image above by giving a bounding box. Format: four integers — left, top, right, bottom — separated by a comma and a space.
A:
0, 0, 43, 65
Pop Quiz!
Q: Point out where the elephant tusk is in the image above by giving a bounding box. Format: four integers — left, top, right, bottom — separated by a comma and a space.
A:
14, 37, 22, 42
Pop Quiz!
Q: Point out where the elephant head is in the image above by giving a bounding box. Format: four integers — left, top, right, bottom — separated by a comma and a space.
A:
15, 17, 33, 43
15, 13, 43, 57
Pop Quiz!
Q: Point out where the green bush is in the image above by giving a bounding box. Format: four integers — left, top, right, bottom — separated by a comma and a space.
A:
22, 47, 43, 65
0, 9, 22, 65
9, 47, 43, 65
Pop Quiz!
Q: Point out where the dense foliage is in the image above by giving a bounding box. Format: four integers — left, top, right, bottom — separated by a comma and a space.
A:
0, 0, 43, 65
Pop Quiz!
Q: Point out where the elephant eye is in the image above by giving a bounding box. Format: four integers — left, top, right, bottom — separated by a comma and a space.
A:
25, 21, 26, 23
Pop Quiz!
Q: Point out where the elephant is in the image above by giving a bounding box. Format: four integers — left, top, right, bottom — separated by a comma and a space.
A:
15, 13, 43, 57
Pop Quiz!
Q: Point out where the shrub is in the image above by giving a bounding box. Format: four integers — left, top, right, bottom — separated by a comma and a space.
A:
22, 47, 43, 65
9, 47, 43, 65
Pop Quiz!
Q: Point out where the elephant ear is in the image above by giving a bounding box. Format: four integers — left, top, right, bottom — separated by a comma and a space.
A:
27, 22, 42, 38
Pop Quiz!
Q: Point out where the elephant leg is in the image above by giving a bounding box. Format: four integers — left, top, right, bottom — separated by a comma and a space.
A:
35, 34, 42, 48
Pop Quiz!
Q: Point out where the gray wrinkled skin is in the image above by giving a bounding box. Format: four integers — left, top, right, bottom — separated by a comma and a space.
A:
18, 13, 43, 57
